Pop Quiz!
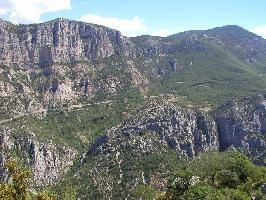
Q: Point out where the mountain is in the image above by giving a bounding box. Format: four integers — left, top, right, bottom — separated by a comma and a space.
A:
1, 19, 266, 114
0, 18, 265, 199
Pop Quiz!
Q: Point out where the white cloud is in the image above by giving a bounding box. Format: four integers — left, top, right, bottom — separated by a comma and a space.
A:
0, 1, 173, 37
0, 1, 12, 15
0, 0, 71, 24
80, 14, 148, 37
151, 29, 172, 37
252, 25, 266, 39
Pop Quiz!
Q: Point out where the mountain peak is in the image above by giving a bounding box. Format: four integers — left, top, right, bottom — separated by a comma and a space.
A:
211, 24, 244, 30
205, 24, 258, 38
0, 17, 134, 66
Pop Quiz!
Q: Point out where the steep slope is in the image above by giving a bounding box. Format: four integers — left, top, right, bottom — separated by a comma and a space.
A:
1, 19, 266, 116
0, 126, 76, 187
0, 18, 266, 195
132, 35, 266, 105
203, 25, 266, 69
0, 18, 148, 118
55, 100, 219, 199
214, 95, 266, 164
54, 96, 266, 199
169, 25, 266, 71
0, 18, 136, 65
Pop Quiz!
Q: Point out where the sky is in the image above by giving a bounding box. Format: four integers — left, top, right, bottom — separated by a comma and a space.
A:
0, 0, 266, 38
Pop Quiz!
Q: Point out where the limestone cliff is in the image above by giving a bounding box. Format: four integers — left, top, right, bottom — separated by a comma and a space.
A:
79, 102, 219, 198
215, 96, 266, 164
76, 98, 266, 198
0, 18, 136, 66
0, 126, 77, 187
0, 18, 266, 195
89, 102, 219, 157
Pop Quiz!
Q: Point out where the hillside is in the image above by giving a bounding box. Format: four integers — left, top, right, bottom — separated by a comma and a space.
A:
0, 18, 265, 199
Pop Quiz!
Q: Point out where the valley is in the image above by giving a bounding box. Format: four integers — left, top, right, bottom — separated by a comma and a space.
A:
0, 18, 265, 199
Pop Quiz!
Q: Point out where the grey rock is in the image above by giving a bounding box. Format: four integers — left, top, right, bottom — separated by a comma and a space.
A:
0, 127, 77, 186
88, 103, 219, 158
215, 98, 266, 162
0, 18, 136, 66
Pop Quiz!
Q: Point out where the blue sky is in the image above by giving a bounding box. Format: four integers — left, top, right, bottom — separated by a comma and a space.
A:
0, 0, 266, 37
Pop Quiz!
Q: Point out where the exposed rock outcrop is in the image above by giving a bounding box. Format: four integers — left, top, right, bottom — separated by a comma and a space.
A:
80, 98, 266, 198
0, 127, 77, 187
89, 97, 266, 161
215, 97, 266, 163
0, 18, 266, 196
80, 102, 219, 198
89, 103, 219, 157
0, 18, 136, 66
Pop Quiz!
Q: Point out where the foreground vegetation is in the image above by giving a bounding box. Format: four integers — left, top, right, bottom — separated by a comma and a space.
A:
1, 150, 265, 199
0, 160, 55, 200
158, 150, 266, 200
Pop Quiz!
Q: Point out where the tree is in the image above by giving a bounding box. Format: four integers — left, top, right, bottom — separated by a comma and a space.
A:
159, 150, 266, 200
0, 159, 55, 200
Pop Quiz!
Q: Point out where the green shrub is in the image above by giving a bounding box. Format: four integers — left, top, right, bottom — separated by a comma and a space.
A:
214, 170, 240, 188
221, 188, 250, 200
0, 159, 55, 200
159, 150, 266, 200
182, 185, 224, 200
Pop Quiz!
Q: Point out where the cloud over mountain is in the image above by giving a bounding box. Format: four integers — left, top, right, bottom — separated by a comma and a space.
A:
80, 14, 148, 37
252, 25, 266, 39
0, 0, 71, 23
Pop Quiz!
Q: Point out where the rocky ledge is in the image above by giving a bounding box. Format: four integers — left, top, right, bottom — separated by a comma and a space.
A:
0, 126, 77, 187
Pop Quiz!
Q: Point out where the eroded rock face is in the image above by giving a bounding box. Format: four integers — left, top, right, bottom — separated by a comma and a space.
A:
81, 99, 266, 198
215, 98, 266, 162
0, 56, 148, 117
0, 127, 77, 187
0, 18, 136, 66
87, 98, 266, 168
0, 18, 266, 195
89, 104, 219, 157
82, 103, 219, 199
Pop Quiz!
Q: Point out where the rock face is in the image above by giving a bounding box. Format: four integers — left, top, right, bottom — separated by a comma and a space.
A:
0, 18, 266, 196
0, 127, 77, 187
89, 103, 219, 157
77, 99, 266, 198
0, 18, 136, 66
1, 19, 266, 117
215, 97, 266, 163
0, 18, 149, 116
89, 97, 266, 162
79, 103, 219, 199
2, 19, 264, 68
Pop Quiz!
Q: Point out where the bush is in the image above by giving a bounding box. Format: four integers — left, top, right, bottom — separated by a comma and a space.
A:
168, 168, 193, 197
221, 188, 250, 200
159, 150, 266, 200
182, 185, 224, 200
214, 170, 240, 188
0, 159, 55, 200
133, 184, 160, 200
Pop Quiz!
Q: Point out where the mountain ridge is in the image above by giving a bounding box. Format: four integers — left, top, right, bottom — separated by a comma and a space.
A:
0, 18, 265, 199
